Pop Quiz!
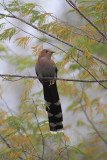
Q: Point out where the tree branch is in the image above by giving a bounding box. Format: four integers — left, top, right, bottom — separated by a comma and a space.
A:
0, 3, 107, 89
0, 74, 107, 83
79, 98, 107, 145
32, 99, 45, 160
66, 0, 107, 40
0, 12, 107, 66
1, 96, 43, 160
0, 133, 42, 159
1, 13, 106, 45
72, 57, 107, 89
0, 134, 23, 159
4, 17, 65, 53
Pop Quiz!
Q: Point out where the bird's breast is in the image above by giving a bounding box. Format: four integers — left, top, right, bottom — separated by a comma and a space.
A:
35, 58, 56, 78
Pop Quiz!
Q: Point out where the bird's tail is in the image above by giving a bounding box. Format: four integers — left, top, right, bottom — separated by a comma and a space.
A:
43, 81, 63, 132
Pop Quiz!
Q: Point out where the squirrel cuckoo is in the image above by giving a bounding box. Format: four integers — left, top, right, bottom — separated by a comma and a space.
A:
35, 49, 63, 132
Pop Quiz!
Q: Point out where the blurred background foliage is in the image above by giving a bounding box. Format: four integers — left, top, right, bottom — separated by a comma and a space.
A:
0, 0, 107, 159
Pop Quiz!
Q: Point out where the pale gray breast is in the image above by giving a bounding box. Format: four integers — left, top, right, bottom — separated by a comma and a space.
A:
35, 58, 57, 78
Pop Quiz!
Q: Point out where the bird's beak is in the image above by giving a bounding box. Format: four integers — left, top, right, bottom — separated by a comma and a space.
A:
51, 51, 55, 54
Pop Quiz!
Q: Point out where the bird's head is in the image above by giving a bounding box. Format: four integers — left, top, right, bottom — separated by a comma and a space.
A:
40, 49, 55, 59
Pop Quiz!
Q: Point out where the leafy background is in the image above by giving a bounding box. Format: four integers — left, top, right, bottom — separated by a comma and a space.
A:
0, 0, 107, 159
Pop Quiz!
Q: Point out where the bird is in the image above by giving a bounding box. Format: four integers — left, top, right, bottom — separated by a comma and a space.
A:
35, 49, 63, 132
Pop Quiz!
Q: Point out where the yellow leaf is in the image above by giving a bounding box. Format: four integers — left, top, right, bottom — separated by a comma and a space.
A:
96, 5, 100, 10
84, 91, 93, 116
32, 44, 43, 55
79, 26, 87, 30
41, 43, 43, 49
64, 134, 70, 143
81, 73, 89, 80
0, 85, 2, 89
57, 145, 61, 156
37, 80, 40, 88
39, 125, 48, 132
61, 57, 71, 67
66, 37, 71, 42
72, 106, 80, 112
39, 43, 44, 50
5, 128, 16, 137
22, 6, 34, 17
91, 136, 99, 143
57, 28, 66, 34
78, 6, 84, 9
0, 119, 3, 125
78, 6, 84, 8
14, 36, 31, 48
21, 79, 34, 100
85, 48, 91, 58
41, 13, 51, 17
32, 45, 39, 54
99, 120, 107, 124
9, 152, 23, 159
26, 151, 35, 160
37, 110, 47, 117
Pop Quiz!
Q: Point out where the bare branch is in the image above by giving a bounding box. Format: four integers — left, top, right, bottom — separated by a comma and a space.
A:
1, 96, 43, 160
72, 57, 107, 89
0, 134, 42, 159
0, 134, 23, 159
0, 3, 107, 89
0, 74, 107, 83
66, 0, 107, 40
32, 99, 45, 160
4, 17, 65, 53
79, 95, 107, 145
0, 134, 11, 148
0, 12, 107, 66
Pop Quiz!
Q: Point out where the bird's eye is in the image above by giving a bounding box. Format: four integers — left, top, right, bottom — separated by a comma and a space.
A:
46, 50, 48, 53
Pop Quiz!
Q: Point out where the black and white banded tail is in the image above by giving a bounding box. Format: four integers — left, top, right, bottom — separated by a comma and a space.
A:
43, 81, 63, 131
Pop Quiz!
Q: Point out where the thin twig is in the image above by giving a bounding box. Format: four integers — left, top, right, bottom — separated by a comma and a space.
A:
3, 18, 107, 89
0, 74, 107, 83
4, 17, 65, 53
64, 139, 70, 160
72, 57, 107, 89
1, 96, 41, 159
2, 11, 107, 45
0, 134, 11, 148
0, 134, 41, 159
80, 90, 107, 146
0, 3, 107, 89
66, 0, 107, 40
0, 134, 23, 159
0, 12, 107, 66
1, 76, 23, 82
32, 98, 45, 160
54, 147, 70, 160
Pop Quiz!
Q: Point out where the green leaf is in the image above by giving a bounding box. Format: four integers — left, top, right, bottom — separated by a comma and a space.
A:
66, 100, 78, 111
5, 130, 17, 137
0, 23, 5, 30
31, 90, 43, 97
6, 116, 23, 131
21, 3, 35, 14
66, 9, 75, 14
0, 15, 6, 19
30, 10, 40, 23
0, 44, 7, 53
71, 146, 85, 154
8, 28, 16, 40
7, 0, 19, 12
97, 150, 107, 159
39, 120, 48, 127
0, 28, 16, 40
